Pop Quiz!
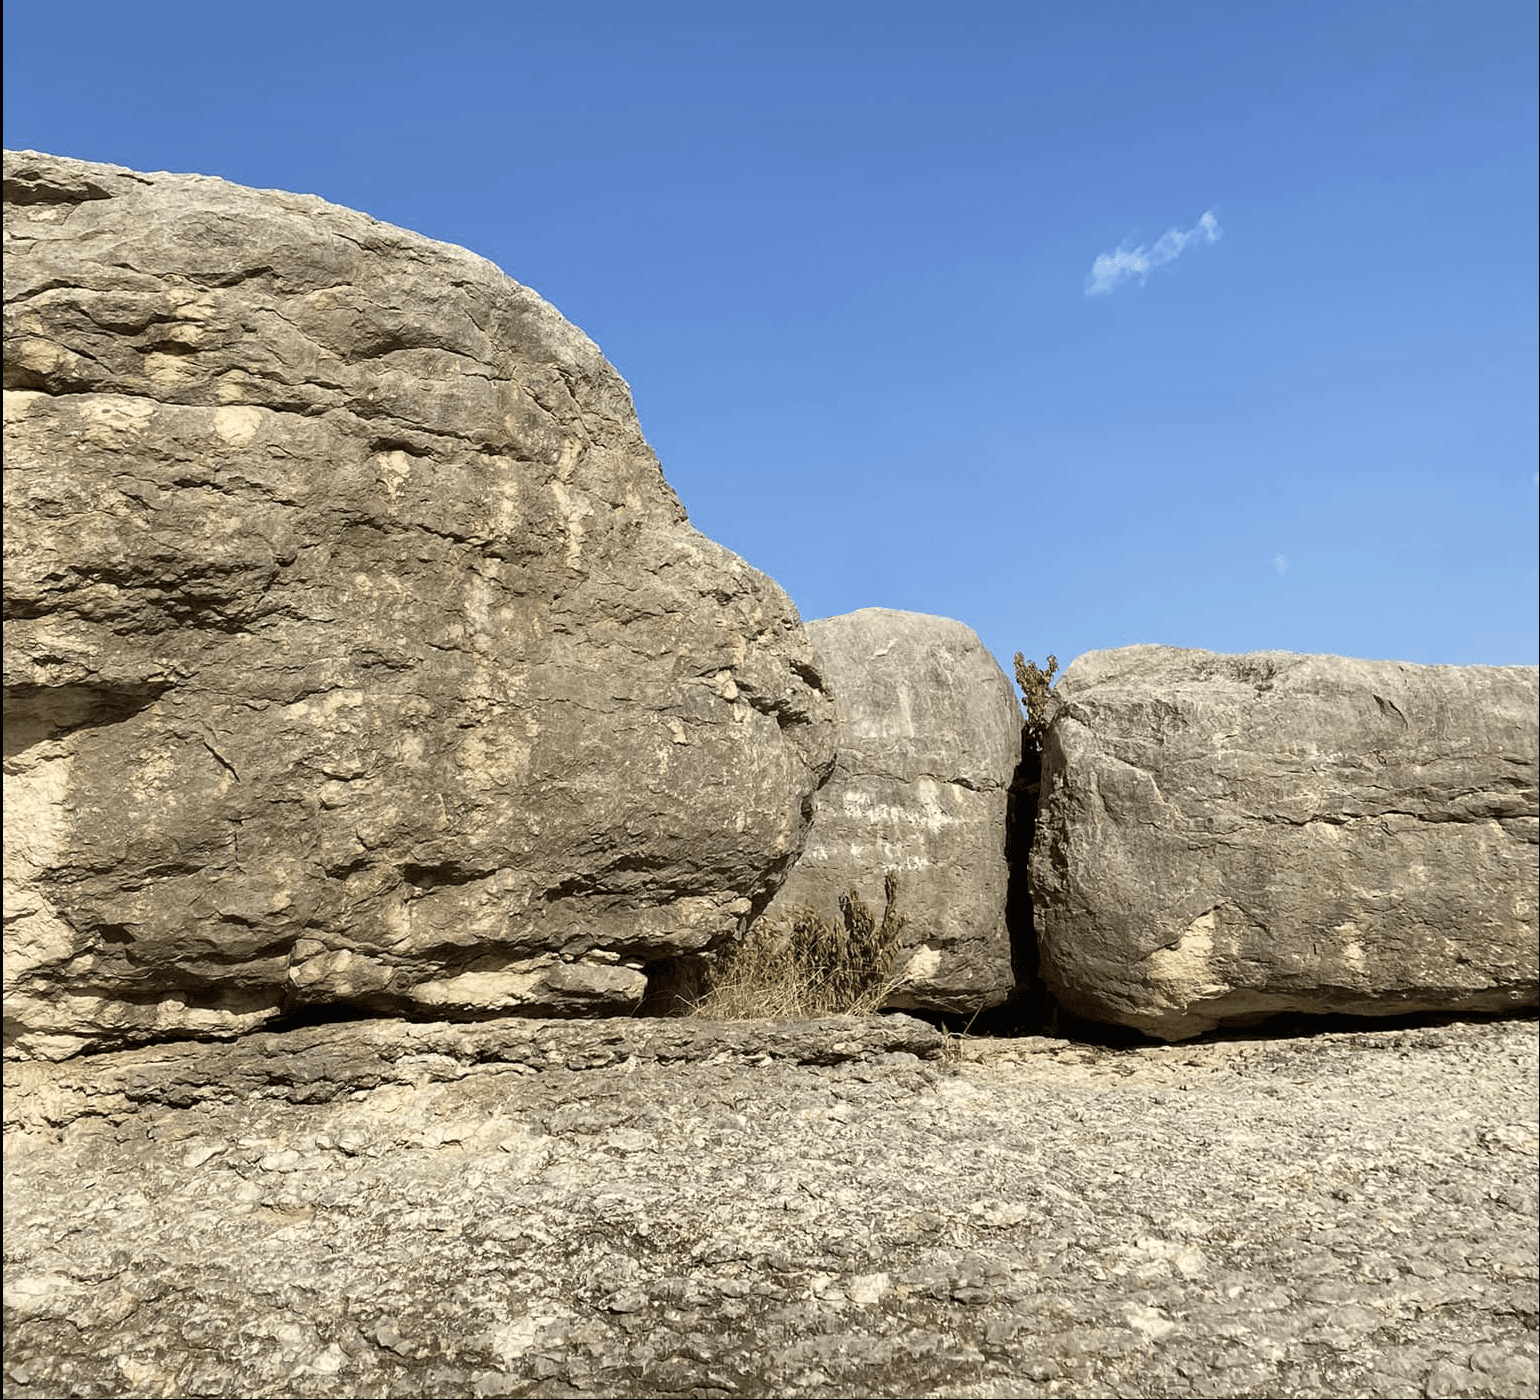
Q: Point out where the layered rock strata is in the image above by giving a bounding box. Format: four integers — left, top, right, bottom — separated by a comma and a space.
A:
1031, 646, 1539, 1039
750, 609, 1021, 1014
3, 149, 834, 1059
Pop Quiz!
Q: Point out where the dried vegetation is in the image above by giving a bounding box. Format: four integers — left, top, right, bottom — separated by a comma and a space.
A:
693, 871, 909, 1020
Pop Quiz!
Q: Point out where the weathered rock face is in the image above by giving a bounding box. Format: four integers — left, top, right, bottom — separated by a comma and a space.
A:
1032, 646, 1539, 1040
750, 609, 1021, 1014
2, 150, 834, 1060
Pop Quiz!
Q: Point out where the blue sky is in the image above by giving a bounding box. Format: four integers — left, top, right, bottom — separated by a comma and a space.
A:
5, 1, 1536, 673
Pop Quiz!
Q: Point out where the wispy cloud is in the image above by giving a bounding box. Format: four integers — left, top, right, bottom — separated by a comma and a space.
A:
1273, 554, 1289, 576
1085, 211, 1221, 296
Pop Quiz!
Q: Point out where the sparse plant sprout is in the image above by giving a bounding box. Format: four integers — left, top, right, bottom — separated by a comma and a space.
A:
693, 871, 909, 1020
1014, 651, 1059, 752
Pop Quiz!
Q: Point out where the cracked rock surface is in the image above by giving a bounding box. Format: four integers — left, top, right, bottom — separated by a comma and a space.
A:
4, 1012, 1536, 1398
3, 149, 833, 1059
1031, 646, 1538, 1040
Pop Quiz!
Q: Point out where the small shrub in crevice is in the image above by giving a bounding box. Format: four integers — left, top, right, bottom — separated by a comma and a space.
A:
1013, 651, 1059, 754
692, 871, 909, 1020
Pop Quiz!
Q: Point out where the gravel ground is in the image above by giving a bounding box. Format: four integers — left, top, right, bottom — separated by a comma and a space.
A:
3, 1013, 1537, 1399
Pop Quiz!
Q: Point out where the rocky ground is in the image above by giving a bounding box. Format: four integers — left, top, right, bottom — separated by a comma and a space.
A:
3, 1011, 1537, 1400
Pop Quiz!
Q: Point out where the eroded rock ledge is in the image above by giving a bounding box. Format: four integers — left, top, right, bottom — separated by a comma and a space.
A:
2, 1013, 946, 1130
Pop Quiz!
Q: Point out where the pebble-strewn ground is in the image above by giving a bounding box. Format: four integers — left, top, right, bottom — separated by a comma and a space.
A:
4, 1013, 1537, 1399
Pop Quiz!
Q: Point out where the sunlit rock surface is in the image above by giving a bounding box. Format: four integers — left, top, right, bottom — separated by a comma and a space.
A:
751, 609, 1021, 1014
1031, 646, 1539, 1039
3, 149, 834, 1059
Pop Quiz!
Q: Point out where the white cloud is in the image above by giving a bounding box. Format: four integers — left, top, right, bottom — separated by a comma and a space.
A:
1273, 554, 1289, 576
1085, 211, 1221, 296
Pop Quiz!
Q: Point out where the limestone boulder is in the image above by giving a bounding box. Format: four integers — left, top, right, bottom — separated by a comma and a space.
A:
1031, 646, 1539, 1039
2, 150, 834, 1060
751, 609, 1021, 1014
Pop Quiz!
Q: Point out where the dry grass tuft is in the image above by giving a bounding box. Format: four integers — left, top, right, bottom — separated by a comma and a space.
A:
692, 871, 909, 1020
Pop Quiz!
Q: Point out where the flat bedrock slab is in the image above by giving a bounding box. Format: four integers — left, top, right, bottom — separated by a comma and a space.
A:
1031, 646, 1539, 1039
2, 150, 834, 1059
5, 1016, 1535, 1400
752, 609, 1022, 1014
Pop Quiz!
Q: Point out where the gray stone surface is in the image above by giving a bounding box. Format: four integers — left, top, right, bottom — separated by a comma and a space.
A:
751, 609, 1021, 1015
5, 1012, 1536, 1398
1032, 646, 1539, 1040
2, 149, 834, 1059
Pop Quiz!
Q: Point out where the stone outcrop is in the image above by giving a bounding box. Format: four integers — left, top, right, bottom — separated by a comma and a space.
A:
2, 150, 834, 1060
1031, 646, 1539, 1039
5, 1014, 1536, 1399
750, 609, 1021, 1014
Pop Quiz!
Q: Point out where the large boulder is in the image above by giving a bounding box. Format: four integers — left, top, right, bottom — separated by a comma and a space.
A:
1032, 646, 1539, 1039
2, 150, 834, 1060
750, 609, 1021, 1014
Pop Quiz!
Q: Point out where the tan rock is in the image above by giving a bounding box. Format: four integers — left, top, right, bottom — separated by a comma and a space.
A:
751, 609, 1021, 1014
1032, 646, 1539, 1038
3, 150, 833, 1058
